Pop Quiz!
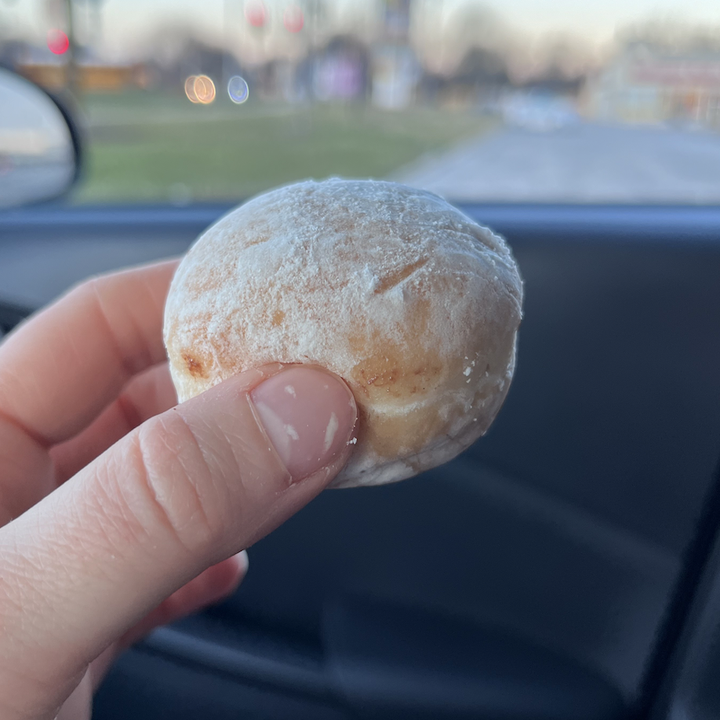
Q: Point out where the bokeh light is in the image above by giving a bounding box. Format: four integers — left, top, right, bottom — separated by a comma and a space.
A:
193, 75, 216, 104
47, 29, 69, 55
245, 1, 267, 28
185, 75, 216, 104
184, 75, 200, 103
283, 5, 304, 33
228, 76, 250, 104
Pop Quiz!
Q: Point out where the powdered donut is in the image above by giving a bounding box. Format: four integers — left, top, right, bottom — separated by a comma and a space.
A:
163, 179, 523, 488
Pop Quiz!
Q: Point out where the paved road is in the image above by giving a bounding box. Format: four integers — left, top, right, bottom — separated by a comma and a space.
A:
395, 122, 720, 204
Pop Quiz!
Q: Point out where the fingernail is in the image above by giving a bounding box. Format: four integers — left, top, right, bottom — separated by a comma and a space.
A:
250, 367, 357, 483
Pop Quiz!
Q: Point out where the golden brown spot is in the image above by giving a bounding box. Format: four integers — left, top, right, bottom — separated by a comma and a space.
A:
363, 366, 399, 387
184, 262, 228, 303
348, 296, 444, 403
272, 310, 285, 326
351, 348, 444, 401
241, 220, 272, 248
245, 234, 269, 248
183, 354, 206, 378
363, 403, 452, 459
373, 258, 428, 294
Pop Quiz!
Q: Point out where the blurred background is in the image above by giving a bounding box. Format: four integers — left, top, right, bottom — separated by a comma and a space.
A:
2, 0, 720, 204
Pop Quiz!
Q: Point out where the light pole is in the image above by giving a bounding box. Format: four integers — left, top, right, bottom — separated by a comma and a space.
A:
63, 0, 80, 96
223, 0, 231, 90
0, 0, 20, 39
86, 0, 105, 56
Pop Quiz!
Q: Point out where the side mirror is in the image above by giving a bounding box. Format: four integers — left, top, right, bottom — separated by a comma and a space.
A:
0, 67, 81, 209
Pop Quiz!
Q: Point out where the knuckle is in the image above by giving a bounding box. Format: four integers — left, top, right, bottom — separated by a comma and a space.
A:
70, 275, 109, 315
128, 412, 228, 556
70, 268, 119, 298
72, 274, 155, 377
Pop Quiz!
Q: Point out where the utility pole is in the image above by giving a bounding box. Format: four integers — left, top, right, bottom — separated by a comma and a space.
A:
64, 0, 81, 97
223, 0, 235, 91
88, 0, 105, 56
0, 0, 19, 41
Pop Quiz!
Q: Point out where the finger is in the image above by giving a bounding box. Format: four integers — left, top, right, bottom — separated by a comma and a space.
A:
55, 671, 92, 720
0, 416, 53, 526
54, 547, 233, 718
85, 552, 248, 694
50, 363, 177, 487
0, 259, 179, 448
0, 260, 178, 524
0, 365, 357, 720
118, 551, 249, 650
0, 362, 176, 526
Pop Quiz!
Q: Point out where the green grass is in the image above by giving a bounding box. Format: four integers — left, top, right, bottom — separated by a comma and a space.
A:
73, 91, 496, 203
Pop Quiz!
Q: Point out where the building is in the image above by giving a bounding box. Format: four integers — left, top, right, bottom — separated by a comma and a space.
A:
18, 62, 150, 92
371, 0, 420, 110
585, 43, 720, 128
4, 42, 149, 92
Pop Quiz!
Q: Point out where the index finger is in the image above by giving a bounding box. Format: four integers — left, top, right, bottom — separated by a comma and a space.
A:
0, 259, 180, 447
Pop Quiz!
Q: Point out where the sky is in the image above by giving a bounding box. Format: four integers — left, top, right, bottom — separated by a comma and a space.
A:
2, 0, 720, 61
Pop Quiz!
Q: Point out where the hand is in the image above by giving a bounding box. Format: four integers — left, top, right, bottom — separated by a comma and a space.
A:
0, 260, 358, 720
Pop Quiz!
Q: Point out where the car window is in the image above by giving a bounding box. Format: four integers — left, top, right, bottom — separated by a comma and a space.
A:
2, 0, 720, 204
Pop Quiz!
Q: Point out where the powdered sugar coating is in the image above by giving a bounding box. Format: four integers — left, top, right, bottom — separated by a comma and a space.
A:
164, 178, 523, 487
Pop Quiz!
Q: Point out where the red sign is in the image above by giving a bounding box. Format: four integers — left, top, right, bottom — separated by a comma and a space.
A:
284, 5, 304, 33
245, 1, 267, 28
633, 60, 720, 88
47, 28, 69, 55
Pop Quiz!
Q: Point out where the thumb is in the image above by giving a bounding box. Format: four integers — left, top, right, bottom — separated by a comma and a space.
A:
0, 364, 357, 720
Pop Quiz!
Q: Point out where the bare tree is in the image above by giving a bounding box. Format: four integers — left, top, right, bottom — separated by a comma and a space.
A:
443, 2, 508, 71
454, 46, 507, 87
617, 17, 720, 54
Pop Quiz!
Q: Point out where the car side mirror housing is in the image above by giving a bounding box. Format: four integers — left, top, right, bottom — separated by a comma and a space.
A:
0, 67, 81, 209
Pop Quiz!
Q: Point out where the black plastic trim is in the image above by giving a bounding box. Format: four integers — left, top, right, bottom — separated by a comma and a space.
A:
635, 452, 720, 718
142, 626, 334, 700
44, 88, 84, 191
1, 203, 720, 245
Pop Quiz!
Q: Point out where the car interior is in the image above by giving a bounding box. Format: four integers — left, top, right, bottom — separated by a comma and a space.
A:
2, 1, 720, 718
